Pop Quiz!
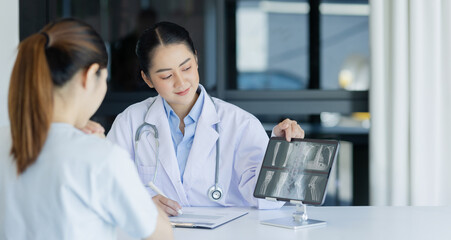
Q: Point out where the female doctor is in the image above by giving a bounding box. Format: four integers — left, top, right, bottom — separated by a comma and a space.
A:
107, 21, 304, 216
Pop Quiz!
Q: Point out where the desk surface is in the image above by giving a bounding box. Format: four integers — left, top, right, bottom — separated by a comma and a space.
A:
173, 206, 451, 240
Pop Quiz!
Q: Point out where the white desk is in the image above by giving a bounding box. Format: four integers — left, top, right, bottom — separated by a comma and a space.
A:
173, 206, 451, 240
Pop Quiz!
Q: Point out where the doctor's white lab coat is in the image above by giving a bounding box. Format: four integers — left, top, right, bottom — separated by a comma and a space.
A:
107, 88, 283, 209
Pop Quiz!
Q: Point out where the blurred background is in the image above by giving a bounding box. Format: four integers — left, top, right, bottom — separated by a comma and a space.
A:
2, 0, 450, 206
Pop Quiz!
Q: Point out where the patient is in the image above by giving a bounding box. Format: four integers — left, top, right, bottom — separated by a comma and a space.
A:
0, 18, 172, 240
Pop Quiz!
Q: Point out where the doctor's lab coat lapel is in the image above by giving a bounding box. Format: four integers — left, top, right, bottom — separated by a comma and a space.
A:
144, 96, 188, 204
183, 94, 220, 187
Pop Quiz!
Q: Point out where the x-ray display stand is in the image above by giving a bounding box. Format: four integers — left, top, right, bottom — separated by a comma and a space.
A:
261, 199, 326, 229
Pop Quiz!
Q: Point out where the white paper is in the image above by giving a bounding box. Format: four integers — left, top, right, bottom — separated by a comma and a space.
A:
169, 207, 248, 229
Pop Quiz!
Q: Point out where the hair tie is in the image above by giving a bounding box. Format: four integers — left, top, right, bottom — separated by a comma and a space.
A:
40, 32, 49, 48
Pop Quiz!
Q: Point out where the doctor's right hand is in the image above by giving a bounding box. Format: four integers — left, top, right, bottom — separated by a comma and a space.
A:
152, 195, 182, 216
79, 120, 105, 138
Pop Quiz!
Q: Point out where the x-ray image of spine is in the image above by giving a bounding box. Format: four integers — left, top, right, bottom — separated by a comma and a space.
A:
271, 142, 281, 166
279, 173, 308, 200
272, 171, 289, 196
294, 174, 308, 199
286, 142, 304, 169
258, 170, 275, 195
274, 142, 307, 199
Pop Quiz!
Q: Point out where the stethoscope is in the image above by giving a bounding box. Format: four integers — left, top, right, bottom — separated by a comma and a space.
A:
134, 96, 223, 202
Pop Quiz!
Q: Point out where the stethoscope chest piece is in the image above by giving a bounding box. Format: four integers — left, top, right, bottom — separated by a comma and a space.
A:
208, 185, 223, 201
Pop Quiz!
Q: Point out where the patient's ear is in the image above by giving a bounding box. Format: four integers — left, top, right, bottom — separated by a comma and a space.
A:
141, 71, 154, 88
82, 63, 101, 90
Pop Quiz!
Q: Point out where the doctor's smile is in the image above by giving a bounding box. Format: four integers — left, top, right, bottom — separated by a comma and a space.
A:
175, 87, 190, 96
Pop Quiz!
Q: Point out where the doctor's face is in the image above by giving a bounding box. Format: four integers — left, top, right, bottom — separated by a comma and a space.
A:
144, 43, 199, 109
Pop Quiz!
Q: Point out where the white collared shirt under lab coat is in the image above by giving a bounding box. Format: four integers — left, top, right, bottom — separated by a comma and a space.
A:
107, 86, 283, 209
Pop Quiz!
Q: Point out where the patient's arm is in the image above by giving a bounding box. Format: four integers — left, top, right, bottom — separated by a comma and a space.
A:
144, 206, 174, 240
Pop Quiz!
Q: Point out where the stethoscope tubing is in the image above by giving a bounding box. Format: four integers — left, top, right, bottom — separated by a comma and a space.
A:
134, 95, 222, 201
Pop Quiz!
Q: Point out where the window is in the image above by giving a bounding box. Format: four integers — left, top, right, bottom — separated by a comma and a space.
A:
234, 0, 309, 90
226, 0, 369, 91
320, 1, 369, 90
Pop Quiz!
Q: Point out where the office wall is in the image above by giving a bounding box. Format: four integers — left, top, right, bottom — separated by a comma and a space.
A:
0, 0, 19, 127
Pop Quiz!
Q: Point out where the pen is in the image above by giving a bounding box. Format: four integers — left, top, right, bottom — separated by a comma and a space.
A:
147, 181, 183, 215
171, 222, 195, 228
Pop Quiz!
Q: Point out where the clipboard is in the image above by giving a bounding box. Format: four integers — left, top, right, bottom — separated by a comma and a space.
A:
169, 207, 248, 229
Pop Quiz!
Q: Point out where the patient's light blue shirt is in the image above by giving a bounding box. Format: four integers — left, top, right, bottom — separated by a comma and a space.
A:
163, 87, 204, 182
0, 123, 157, 240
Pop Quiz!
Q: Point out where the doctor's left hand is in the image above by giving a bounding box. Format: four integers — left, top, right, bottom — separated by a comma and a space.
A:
80, 120, 105, 138
273, 118, 305, 142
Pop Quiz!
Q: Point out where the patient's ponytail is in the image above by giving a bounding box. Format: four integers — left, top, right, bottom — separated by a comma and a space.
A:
8, 18, 108, 174
8, 33, 53, 174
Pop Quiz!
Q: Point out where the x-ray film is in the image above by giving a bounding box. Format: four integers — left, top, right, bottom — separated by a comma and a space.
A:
254, 137, 339, 205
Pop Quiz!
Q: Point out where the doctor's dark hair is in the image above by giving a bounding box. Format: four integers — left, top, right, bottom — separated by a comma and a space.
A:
136, 21, 196, 76
8, 18, 108, 174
